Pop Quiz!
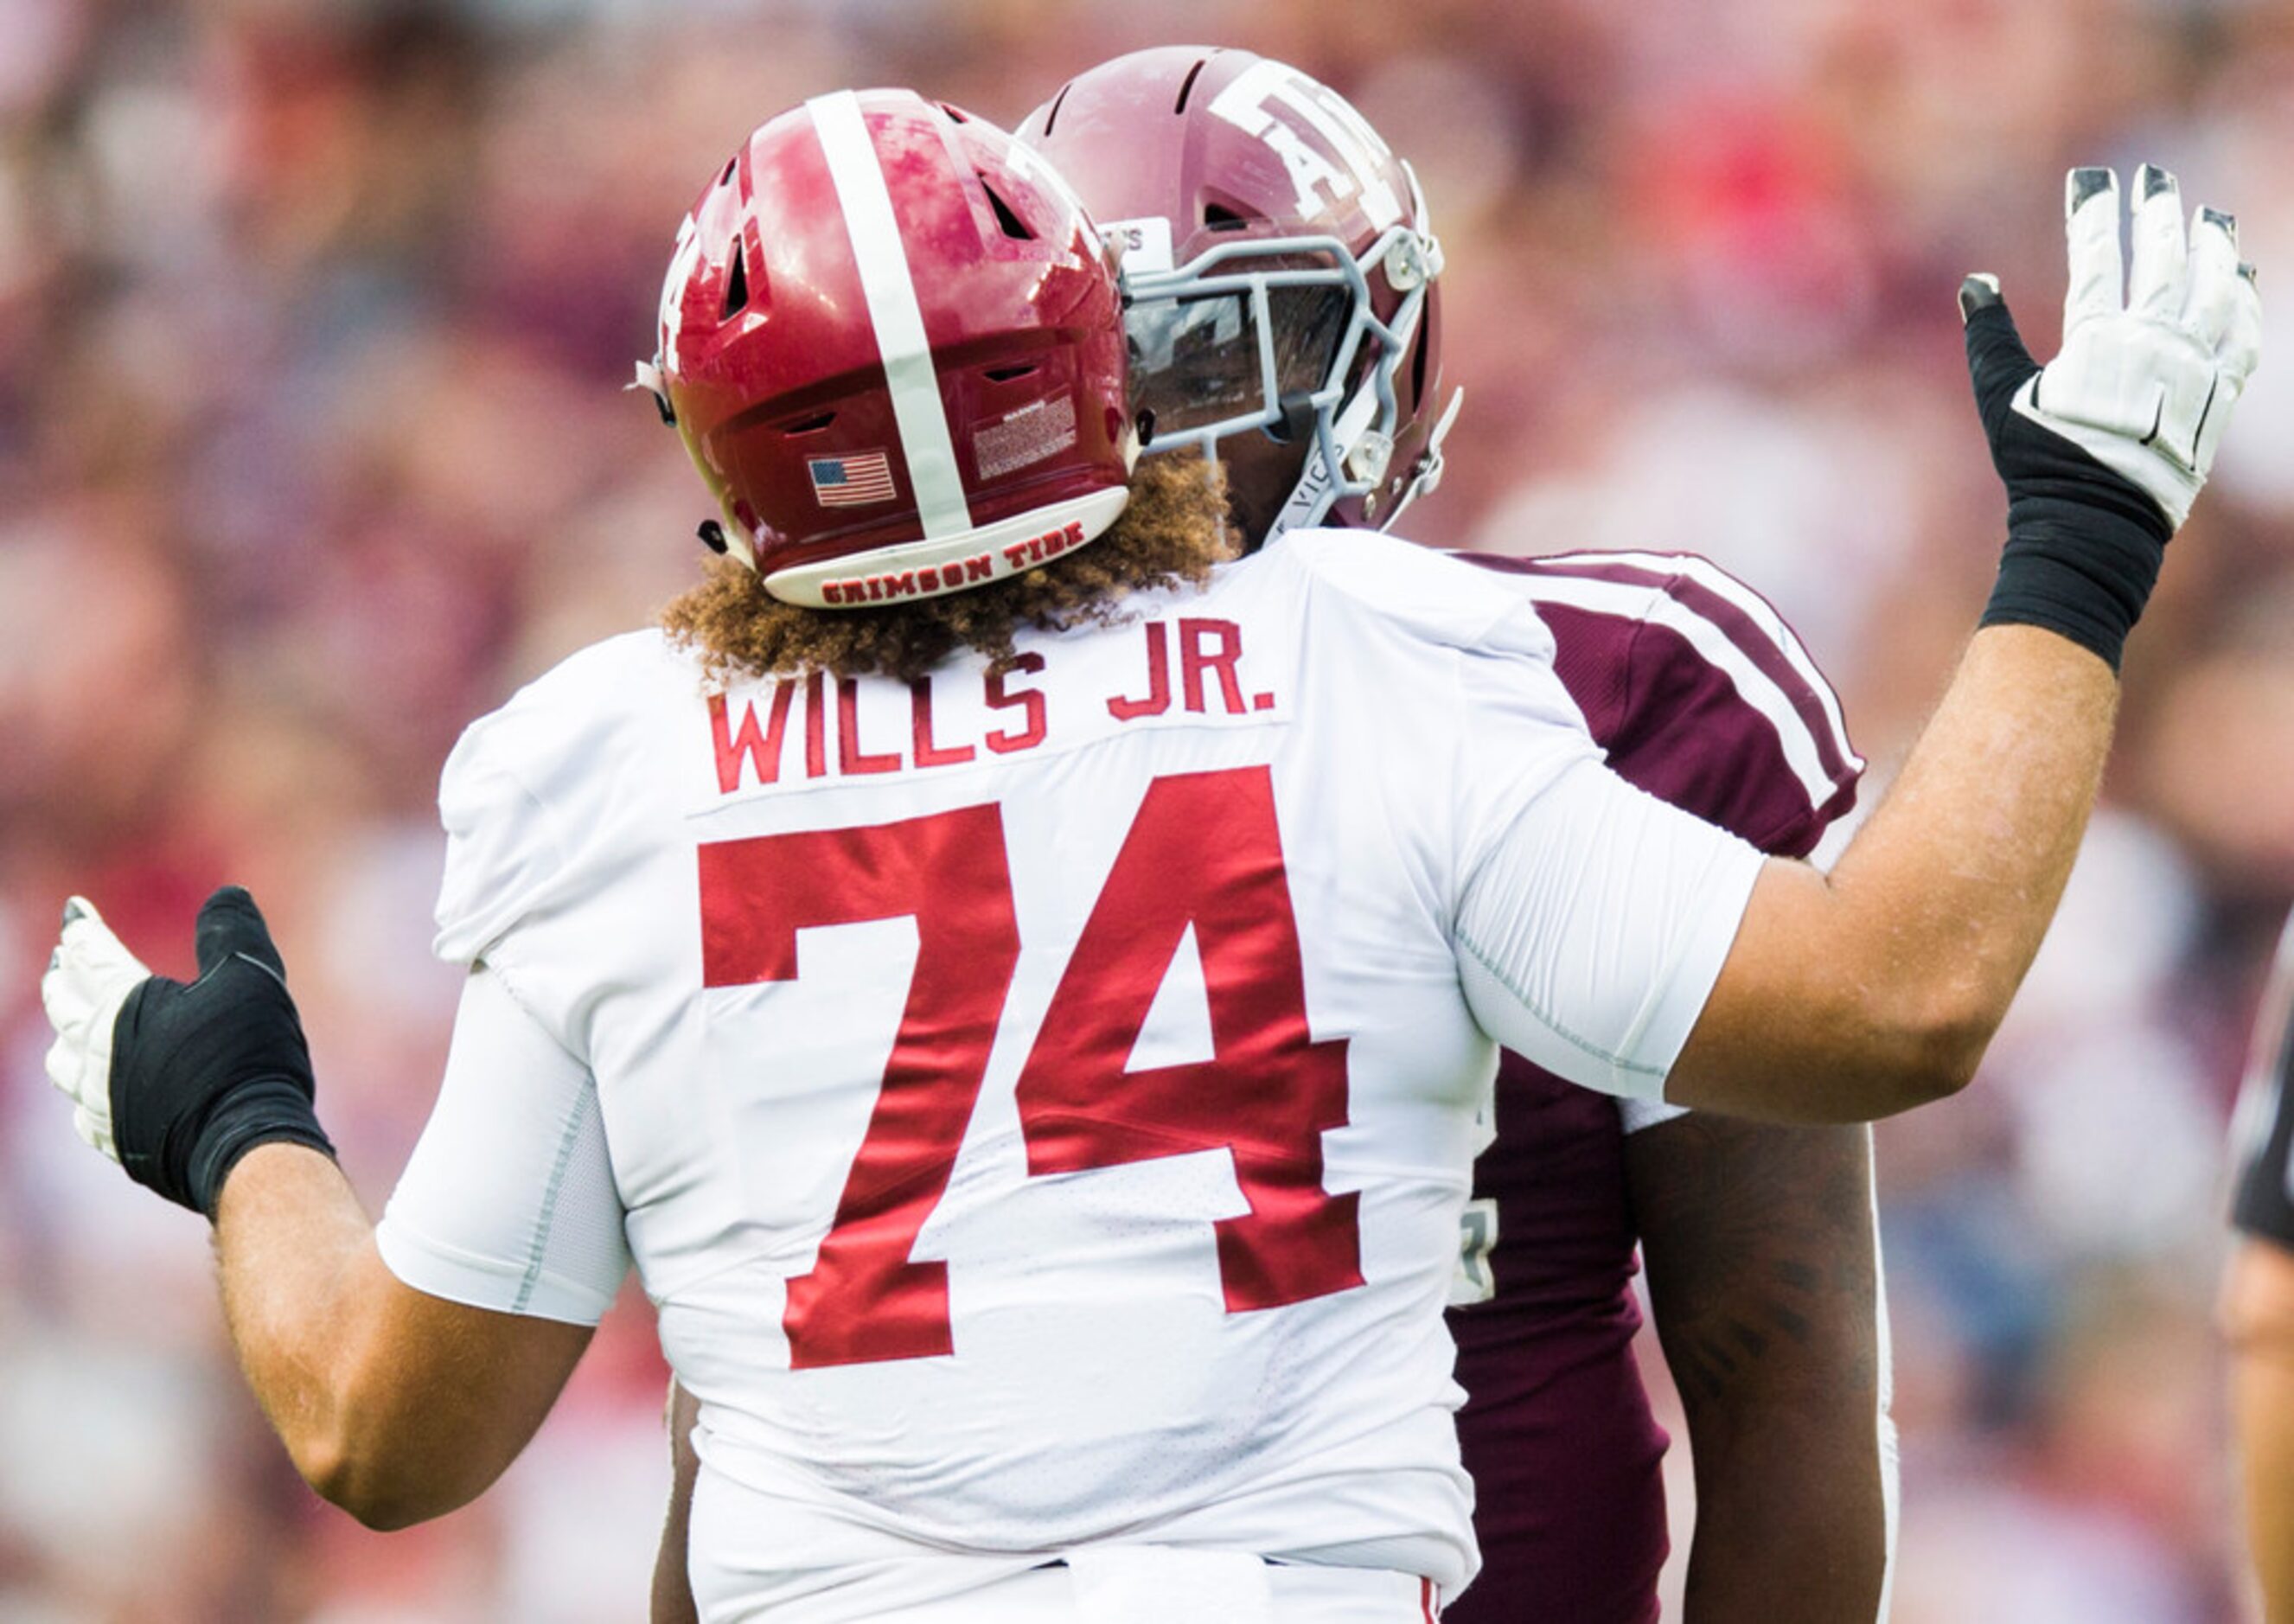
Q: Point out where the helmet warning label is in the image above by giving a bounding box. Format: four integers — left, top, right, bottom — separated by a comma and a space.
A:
975, 395, 1079, 482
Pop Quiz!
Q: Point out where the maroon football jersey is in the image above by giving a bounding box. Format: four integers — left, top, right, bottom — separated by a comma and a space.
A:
1444, 551, 1862, 1623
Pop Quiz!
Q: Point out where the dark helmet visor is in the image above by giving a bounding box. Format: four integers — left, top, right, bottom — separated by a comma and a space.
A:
1125, 284, 1352, 436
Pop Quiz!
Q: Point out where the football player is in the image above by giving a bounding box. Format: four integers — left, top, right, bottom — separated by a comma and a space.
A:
655, 48, 1894, 1624
42, 76, 2257, 1624
1022, 47, 1888, 1624
2226, 910, 2294, 1622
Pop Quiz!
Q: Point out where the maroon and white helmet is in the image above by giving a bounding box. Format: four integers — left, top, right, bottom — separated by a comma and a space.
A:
635, 90, 1135, 608
1019, 48, 1460, 542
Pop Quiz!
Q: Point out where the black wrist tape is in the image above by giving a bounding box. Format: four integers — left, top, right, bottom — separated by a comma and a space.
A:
1978, 495, 2168, 672
188, 1080, 337, 1219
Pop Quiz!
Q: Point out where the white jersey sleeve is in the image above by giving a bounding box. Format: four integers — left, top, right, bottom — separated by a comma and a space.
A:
1428, 595, 1767, 1103
375, 964, 629, 1324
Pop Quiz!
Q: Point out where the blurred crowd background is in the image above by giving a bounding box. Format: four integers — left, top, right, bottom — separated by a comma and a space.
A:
3, 0, 2292, 1618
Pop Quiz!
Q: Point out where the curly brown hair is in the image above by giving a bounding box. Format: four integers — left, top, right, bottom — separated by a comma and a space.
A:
661, 451, 1231, 685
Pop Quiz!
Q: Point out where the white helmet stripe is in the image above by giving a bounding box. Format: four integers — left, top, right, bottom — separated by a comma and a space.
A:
807, 92, 974, 540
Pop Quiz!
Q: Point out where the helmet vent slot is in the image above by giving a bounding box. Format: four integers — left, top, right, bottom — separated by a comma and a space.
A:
719, 155, 738, 187
1175, 58, 1209, 114
720, 247, 750, 318
983, 362, 1038, 382
783, 412, 836, 434
1040, 82, 1072, 137
979, 179, 1036, 241
1204, 203, 1249, 233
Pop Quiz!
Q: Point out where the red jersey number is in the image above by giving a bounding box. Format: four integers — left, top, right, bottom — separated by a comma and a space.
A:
698, 766, 1360, 1368
1014, 769, 1362, 1313
699, 804, 1019, 1369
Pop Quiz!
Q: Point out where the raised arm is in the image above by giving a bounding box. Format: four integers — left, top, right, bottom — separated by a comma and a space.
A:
1669, 166, 2259, 1122
1671, 621, 2112, 1120
1628, 1116, 1889, 1622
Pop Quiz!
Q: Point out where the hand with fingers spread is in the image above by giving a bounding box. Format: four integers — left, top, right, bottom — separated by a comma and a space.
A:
41, 886, 336, 1218
1961, 163, 2262, 670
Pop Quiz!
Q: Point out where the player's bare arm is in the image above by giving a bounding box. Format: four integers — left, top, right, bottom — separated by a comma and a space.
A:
216, 1142, 591, 1527
1674, 623, 2115, 1119
1628, 1117, 1886, 1622
1668, 167, 2259, 1122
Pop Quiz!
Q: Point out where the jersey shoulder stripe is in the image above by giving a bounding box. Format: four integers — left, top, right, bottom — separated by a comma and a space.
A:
1454, 549, 1860, 853
1580, 548, 1858, 772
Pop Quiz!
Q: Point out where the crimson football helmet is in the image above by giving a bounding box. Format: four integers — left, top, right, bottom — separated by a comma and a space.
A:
635, 89, 1135, 607
1019, 48, 1460, 545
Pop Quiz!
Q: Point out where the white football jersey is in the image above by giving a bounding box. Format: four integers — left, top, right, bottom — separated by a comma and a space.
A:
376, 531, 1765, 1622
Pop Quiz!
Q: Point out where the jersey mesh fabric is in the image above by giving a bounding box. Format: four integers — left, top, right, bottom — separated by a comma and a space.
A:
524, 1062, 627, 1311
377, 965, 630, 1324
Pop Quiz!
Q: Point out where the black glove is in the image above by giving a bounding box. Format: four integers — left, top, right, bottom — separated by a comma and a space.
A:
46, 886, 337, 1218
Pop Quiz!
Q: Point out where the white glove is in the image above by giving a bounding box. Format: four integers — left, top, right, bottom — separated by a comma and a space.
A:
2008, 164, 2261, 532
40, 897, 151, 1162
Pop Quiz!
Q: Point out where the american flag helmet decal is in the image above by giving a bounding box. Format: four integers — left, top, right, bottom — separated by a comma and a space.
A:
808, 450, 897, 507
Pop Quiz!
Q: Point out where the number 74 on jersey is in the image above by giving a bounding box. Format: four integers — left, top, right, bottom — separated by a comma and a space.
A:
699, 765, 1364, 1369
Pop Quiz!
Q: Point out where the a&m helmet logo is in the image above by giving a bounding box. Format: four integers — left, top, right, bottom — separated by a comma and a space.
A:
1205, 60, 1405, 230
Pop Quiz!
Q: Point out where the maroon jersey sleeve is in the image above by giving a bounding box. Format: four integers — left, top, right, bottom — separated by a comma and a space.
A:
1491, 550, 1862, 853
1443, 549, 1860, 1624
